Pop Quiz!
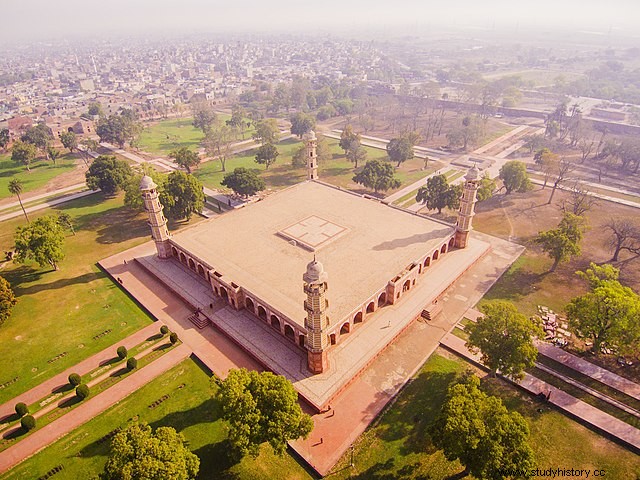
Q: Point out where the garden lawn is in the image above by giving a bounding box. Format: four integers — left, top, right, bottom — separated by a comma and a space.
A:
329, 352, 640, 479
0, 194, 168, 405
0, 153, 78, 200
0, 358, 313, 480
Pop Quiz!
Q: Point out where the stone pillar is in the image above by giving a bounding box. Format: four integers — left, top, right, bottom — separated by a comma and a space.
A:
140, 175, 171, 259
454, 165, 480, 249
303, 130, 318, 181
303, 257, 329, 373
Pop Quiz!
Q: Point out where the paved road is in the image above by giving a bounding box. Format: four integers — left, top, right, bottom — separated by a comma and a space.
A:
0, 189, 96, 223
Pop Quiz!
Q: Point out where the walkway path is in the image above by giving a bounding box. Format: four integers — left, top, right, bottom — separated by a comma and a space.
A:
0, 322, 159, 422
0, 183, 87, 213
0, 343, 191, 474
0, 189, 96, 223
440, 333, 640, 452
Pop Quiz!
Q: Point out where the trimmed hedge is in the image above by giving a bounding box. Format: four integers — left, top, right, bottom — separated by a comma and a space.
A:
15, 402, 28, 417
169, 332, 179, 344
116, 346, 127, 360
126, 357, 138, 370
76, 384, 90, 400
160, 325, 169, 335
68, 373, 81, 386
21, 415, 36, 431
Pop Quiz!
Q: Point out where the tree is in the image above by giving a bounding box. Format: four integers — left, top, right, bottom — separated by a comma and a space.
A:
499, 161, 531, 194
127, 357, 138, 370
345, 145, 367, 169
534, 212, 584, 272
466, 301, 542, 380
547, 157, 575, 205
169, 147, 200, 174
14, 215, 65, 270
96, 112, 142, 148
79, 138, 99, 166
203, 125, 235, 172
561, 181, 598, 216
160, 325, 169, 335
386, 137, 414, 167
11, 140, 38, 171
21, 123, 53, 159
566, 264, 640, 354
76, 384, 90, 400
102, 423, 199, 480
534, 148, 558, 189
15, 402, 28, 417
289, 112, 316, 138
21, 415, 36, 431
124, 168, 166, 212
169, 332, 179, 344
160, 171, 205, 221
68, 373, 81, 386
431, 374, 535, 480
254, 143, 279, 170
0, 128, 10, 152
476, 173, 496, 202
352, 159, 401, 193
57, 212, 76, 236
523, 134, 545, 154
339, 124, 360, 153
8, 179, 29, 223
87, 101, 103, 117
215, 369, 313, 457
0, 275, 17, 327
190, 100, 217, 134
47, 147, 60, 165
59, 131, 78, 153
416, 174, 462, 214
316, 134, 331, 164
604, 218, 640, 262
252, 119, 279, 146
221, 167, 265, 198
117, 346, 128, 360
86, 155, 133, 195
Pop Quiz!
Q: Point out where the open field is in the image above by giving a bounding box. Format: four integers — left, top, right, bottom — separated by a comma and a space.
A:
1, 358, 313, 480
0, 153, 78, 200
329, 351, 640, 479
0, 194, 202, 404
482, 68, 588, 87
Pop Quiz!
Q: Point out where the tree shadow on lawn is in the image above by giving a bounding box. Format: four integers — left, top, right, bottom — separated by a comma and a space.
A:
11, 271, 98, 296
2, 265, 45, 290
99, 356, 123, 367
376, 370, 457, 456
0, 412, 20, 425
482, 263, 548, 303
51, 383, 75, 395
149, 398, 219, 434
58, 395, 82, 409
193, 439, 241, 480
349, 457, 432, 480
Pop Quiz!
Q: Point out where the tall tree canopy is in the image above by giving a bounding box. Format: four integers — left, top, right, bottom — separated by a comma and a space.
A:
11, 140, 38, 171
59, 131, 78, 153
102, 423, 199, 480
0, 275, 17, 327
352, 159, 401, 193
190, 100, 217, 134
0, 128, 10, 151
169, 147, 200, 174
252, 118, 280, 146
14, 215, 66, 270
21, 123, 54, 157
534, 212, 584, 272
8, 179, 29, 223
431, 373, 535, 480
416, 174, 462, 214
85, 155, 133, 195
203, 125, 235, 172
215, 368, 313, 458
221, 167, 265, 198
160, 171, 204, 221
96, 111, 142, 148
386, 136, 414, 167
289, 112, 316, 138
498, 161, 531, 194
254, 143, 279, 170
566, 263, 640, 355
466, 300, 542, 380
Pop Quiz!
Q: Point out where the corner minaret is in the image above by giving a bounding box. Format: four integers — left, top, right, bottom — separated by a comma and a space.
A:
454, 165, 480, 249
303, 130, 318, 181
140, 175, 171, 259
303, 256, 329, 374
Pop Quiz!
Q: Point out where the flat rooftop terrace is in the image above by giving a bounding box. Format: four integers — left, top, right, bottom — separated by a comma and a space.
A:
172, 181, 456, 328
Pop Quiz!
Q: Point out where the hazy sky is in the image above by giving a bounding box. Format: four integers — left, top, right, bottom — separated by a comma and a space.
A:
3, 0, 640, 41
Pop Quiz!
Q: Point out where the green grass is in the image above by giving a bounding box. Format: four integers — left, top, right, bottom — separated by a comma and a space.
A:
0, 194, 162, 404
1, 358, 313, 480
329, 352, 640, 479
0, 153, 78, 200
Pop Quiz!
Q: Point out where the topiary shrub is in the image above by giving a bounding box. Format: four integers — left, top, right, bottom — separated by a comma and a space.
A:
68, 373, 81, 386
126, 357, 138, 370
76, 384, 90, 400
169, 332, 179, 344
21, 415, 36, 431
160, 325, 169, 335
15, 402, 28, 417
116, 346, 127, 360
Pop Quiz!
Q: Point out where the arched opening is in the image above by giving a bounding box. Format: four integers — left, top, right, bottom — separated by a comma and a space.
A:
340, 322, 350, 334
424, 257, 431, 268
440, 244, 447, 254
330, 333, 336, 345
188, 258, 196, 271
378, 292, 386, 307
258, 306, 267, 320
403, 279, 411, 292
433, 250, 439, 260
299, 334, 306, 348
354, 311, 363, 324
67, 126, 74, 133
449, 237, 455, 249
284, 324, 295, 341
171, 247, 178, 257
179, 252, 187, 265
220, 287, 229, 302
366, 302, 375, 314
245, 297, 255, 312
197, 264, 205, 277
270, 315, 280, 331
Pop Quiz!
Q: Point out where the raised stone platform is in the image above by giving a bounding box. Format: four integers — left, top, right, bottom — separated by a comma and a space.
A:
135, 233, 491, 410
